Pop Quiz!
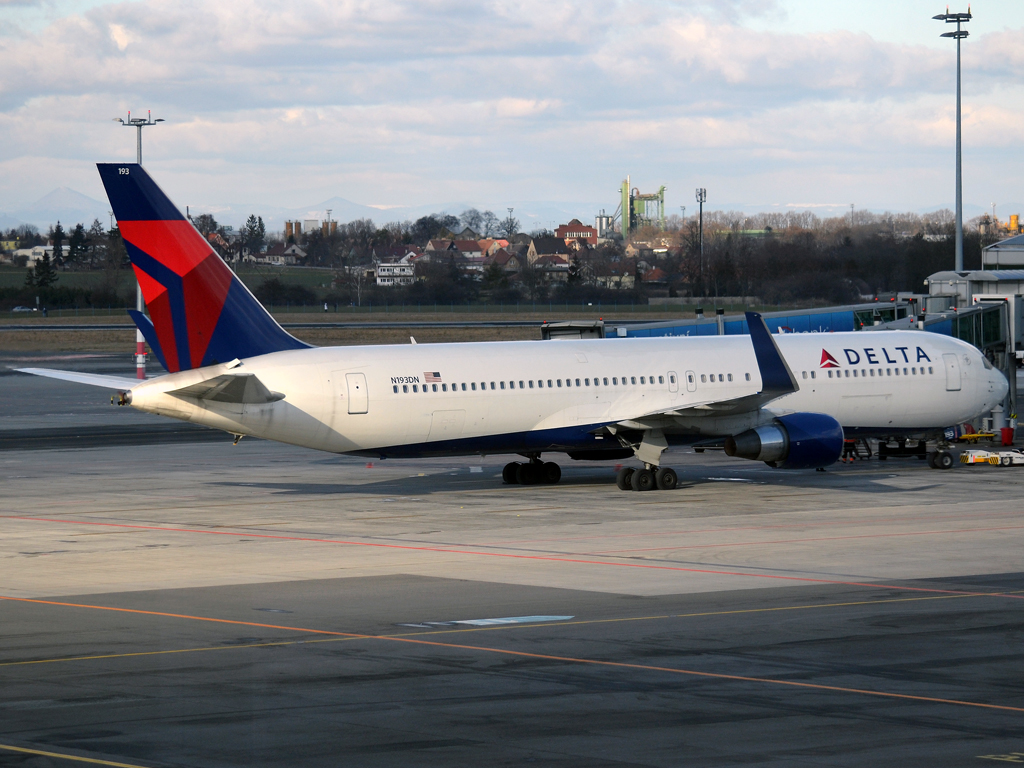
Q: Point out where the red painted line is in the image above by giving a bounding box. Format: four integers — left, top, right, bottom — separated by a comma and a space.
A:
592, 524, 1024, 555
482, 509, 1024, 547
4, 514, 1023, 599
2, 595, 1021, 716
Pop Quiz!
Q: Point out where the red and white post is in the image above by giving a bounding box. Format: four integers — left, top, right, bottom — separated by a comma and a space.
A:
135, 283, 146, 379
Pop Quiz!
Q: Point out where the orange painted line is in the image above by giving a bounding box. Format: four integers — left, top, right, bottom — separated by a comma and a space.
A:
2, 595, 1021, 715
379, 636, 1024, 714
4, 515, 1024, 599
593, 523, 1024, 554
0, 596, 360, 637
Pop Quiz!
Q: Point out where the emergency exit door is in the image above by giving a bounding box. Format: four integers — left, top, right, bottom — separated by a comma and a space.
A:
346, 373, 368, 413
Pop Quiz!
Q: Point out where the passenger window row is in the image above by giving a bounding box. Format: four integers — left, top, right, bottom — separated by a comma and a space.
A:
701, 373, 747, 383
392, 373, 677, 394
813, 366, 935, 380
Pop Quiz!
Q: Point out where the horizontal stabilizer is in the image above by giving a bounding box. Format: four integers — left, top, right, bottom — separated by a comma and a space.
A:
16, 368, 138, 390
169, 373, 284, 404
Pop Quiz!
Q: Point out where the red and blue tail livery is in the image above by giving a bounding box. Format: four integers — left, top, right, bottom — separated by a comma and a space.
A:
97, 163, 308, 372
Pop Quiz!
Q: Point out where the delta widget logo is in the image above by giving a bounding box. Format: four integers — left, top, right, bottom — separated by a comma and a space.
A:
820, 350, 840, 368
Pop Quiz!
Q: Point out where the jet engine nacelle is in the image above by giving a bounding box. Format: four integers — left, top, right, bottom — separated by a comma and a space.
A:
724, 412, 844, 469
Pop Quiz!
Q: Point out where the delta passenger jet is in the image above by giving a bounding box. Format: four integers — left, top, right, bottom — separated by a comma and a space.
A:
18, 164, 1008, 491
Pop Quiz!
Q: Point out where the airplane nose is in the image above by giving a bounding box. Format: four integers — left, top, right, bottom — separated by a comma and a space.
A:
994, 371, 1010, 402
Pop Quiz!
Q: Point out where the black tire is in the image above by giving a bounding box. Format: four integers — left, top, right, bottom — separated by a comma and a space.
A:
936, 451, 954, 470
631, 468, 655, 492
502, 462, 521, 484
517, 463, 541, 485
616, 467, 634, 490
1001, 456, 1012, 467
541, 462, 562, 484
655, 467, 678, 491
927, 452, 938, 469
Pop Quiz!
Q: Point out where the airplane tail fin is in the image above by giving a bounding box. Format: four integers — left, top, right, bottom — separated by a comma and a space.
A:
97, 163, 309, 373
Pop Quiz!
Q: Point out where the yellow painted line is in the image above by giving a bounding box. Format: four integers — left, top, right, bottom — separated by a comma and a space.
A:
0, 743, 151, 767
0, 639, 301, 667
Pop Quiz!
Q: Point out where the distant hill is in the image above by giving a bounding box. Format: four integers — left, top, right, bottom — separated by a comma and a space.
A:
5, 187, 111, 231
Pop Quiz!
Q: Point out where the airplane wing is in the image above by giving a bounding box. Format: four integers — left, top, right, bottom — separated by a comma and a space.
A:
611, 311, 799, 427
16, 368, 139, 390
169, 373, 284, 404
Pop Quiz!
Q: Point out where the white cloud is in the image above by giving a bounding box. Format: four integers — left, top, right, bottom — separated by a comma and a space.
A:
0, 0, 1021, 218
107, 22, 130, 51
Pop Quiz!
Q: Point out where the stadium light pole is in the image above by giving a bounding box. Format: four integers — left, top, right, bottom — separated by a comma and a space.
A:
113, 110, 164, 379
696, 188, 706, 294
933, 6, 971, 272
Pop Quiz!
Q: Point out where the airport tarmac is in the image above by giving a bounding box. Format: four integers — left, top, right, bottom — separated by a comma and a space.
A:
3, 359, 1024, 767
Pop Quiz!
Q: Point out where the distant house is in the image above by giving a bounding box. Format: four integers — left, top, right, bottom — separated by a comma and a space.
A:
373, 244, 422, 261
594, 259, 636, 289
486, 248, 524, 273
425, 239, 458, 253
456, 227, 480, 240
207, 232, 231, 255
625, 242, 655, 260
555, 219, 598, 246
507, 240, 537, 264
531, 236, 571, 264
642, 267, 668, 284
15, 245, 54, 265
375, 261, 416, 287
374, 248, 420, 286
533, 254, 570, 282
256, 242, 307, 266
477, 239, 508, 256
453, 239, 483, 258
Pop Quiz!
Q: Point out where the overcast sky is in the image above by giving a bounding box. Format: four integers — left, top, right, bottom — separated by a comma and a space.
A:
1, 0, 1021, 221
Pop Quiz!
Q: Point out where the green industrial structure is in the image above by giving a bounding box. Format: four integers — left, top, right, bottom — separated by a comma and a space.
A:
615, 176, 666, 240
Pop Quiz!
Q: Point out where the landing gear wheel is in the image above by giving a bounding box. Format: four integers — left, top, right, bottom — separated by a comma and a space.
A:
502, 462, 521, 484
541, 462, 561, 484
935, 451, 954, 470
927, 452, 938, 469
655, 467, 678, 491
516, 463, 541, 485
631, 468, 655, 492
616, 467, 635, 490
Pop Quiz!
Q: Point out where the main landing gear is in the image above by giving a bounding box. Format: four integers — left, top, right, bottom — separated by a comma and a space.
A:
503, 458, 562, 485
616, 465, 678, 492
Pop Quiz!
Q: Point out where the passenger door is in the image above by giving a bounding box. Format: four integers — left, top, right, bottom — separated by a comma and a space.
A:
685, 370, 697, 393
346, 372, 369, 414
942, 353, 961, 392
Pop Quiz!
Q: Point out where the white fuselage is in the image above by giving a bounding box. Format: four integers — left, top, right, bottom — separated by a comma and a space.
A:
126, 331, 1007, 458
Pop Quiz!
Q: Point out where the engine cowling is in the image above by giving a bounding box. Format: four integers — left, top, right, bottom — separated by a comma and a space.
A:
723, 413, 844, 469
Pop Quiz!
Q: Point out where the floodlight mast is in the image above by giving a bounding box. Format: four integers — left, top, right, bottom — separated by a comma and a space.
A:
933, 6, 971, 272
113, 110, 164, 379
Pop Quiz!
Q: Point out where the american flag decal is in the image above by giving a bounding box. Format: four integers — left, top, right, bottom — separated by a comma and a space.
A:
424, 371, 442, 382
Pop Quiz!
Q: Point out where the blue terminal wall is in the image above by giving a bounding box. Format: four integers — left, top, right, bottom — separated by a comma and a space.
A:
616, 310, 859, 338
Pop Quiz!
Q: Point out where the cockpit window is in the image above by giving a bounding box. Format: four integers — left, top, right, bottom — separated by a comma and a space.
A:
982, 355, 994, 370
